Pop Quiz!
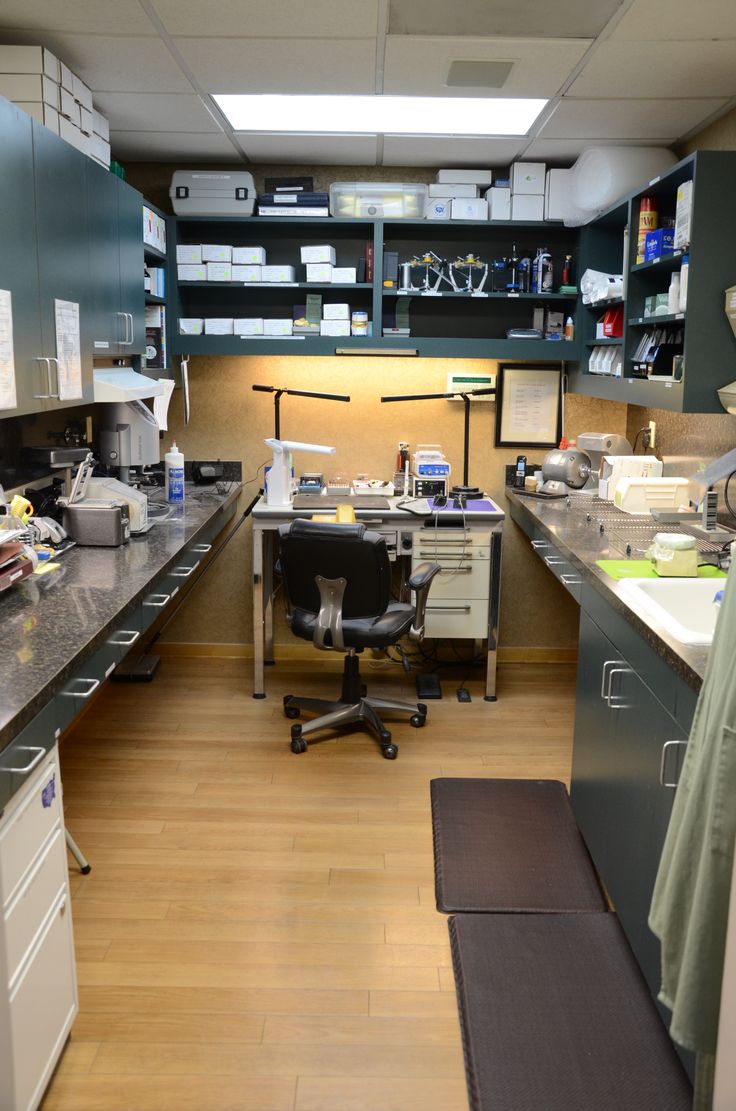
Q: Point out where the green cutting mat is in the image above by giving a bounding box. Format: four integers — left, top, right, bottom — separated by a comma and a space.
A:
596, 559, 726, 580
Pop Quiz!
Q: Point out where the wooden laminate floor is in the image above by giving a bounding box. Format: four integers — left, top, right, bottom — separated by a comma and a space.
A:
42, 657, 576, 1111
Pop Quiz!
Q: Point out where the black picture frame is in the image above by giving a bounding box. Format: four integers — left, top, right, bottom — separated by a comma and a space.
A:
494, 363, 563, 449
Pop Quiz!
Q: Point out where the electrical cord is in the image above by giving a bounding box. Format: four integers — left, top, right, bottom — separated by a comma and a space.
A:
632, 426, 652, 454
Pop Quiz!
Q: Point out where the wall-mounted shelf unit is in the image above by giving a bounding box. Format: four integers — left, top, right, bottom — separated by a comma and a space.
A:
142, 201, 170, 378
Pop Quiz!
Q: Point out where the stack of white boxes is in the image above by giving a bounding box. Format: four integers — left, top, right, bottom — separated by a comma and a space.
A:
0, 45, 110, 166
427, 169, 493, 221
510, 162, 546, 221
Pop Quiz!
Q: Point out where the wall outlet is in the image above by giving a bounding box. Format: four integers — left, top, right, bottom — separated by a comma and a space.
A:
648, 419, 657, 450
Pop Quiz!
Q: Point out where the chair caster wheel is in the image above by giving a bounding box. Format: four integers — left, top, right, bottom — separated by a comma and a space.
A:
291, 737, 308, 754
382, 743, 398, 760
284, 706, 300, 719
409, 712, 426, 728
416, 703, 428, 716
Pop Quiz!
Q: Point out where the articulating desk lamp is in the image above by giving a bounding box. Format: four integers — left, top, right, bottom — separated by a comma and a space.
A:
380, 386, 496, 502
252, 383, 350, 439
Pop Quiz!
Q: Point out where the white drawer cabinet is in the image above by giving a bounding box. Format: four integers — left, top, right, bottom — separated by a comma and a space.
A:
0, 745, 77, 1111
413, 529, 491, 639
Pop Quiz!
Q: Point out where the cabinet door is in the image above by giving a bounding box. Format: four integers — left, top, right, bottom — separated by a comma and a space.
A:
0, 98, 46, 415
117, 178, 145, 355
32, 120, 94, 407
86, 158, 127, 356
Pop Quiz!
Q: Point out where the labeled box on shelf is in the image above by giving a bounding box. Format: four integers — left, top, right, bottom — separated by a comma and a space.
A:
320, 319, 351, 336
201, 244, 232, 262
143, 207, 166, 253
425, 198, 452, 220
674, 181, 693, 250
232, 245, 266, 264
262, 264, 296, 283
235, 318, 264, 335
451, 198, 488, 220
331, 267, 357, 283
511, 161, 546, 195
232, 264, 262, 282
437, 168, 492, 186
206, 262, 233, 281
306, 263, 332, 282
300, 244, 336, 264
644, 228, 675, 261
323, 304, 350, 320
263, 318, 293, 335
511, 194, 544, 221
178, 263, 207, 281
429, 182, 479, 198
488, 187, 511, 220
545, 310, 565, 339
204, 318, 234, 335
176, 244, 202, 264
179, 318, 204, 335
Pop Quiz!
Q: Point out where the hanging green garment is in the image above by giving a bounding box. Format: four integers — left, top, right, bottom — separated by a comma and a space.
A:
649, 559, 736, 1110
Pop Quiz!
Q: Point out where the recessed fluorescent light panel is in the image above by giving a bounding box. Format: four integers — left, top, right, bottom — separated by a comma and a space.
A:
213, 94, 547, 136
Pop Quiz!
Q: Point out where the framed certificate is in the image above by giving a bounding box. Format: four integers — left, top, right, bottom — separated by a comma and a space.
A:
494, 363, 562, 448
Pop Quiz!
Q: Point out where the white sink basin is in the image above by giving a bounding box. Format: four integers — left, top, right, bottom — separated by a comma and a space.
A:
618, 577, 726, 646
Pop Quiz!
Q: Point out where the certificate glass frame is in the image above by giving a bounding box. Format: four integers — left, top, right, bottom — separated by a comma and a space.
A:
494, 363, 562, 449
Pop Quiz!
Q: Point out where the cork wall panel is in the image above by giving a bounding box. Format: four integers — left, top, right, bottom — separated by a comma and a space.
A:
159, 354, 627, 649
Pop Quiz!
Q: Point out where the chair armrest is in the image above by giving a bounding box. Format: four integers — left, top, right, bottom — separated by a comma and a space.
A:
408, 561, 441, 641
313, 574, 347, 651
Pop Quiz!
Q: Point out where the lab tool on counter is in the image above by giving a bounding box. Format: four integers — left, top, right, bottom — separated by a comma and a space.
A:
165, 441, 185, 504
537, 448, 591, 495
574, 433, 632, 495
411, 445, 451, 498
251, 383, 350, 440
614, 476, 690, 515
298, 472, 324, 493
646, 533, 698, 577
598, 453, 661, 500
98, 399, 160, 483
87, 476, 150, 533
62, 499, 130, 546
264, 439, 336, 507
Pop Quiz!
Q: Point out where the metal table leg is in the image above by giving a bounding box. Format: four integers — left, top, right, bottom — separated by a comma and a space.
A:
66, 829, 91, 874
252, 522, 266, 698
484, 527, 503, 701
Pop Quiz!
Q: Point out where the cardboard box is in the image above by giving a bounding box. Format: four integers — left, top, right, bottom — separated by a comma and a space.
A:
79, 105, 93, 135
0, 73, 59, 108
320, 319, 351, 336
232, 265, 262, 282
451, 198, 488, 220
511, 161, 546, 195
206, 262, 233, 281
511, 194, 544, 221
72, 72, 93, 110
59, 86, 80, 124
15, 101, 59, 134
644, 228, 675, 261
178, 318, 204, 335
598, 455, 663, 501
204, 318, 234, 335
263, 318, 293, 335
92, 108, 109, 140
306, 263, 332, 282
177, 264, 207, 281
331, 267, 357, 283
235, 318, 264, 335
176, 244, 203, 264
425, 198, 452, 220
232, 246, 266, 264
674, 180, 693, 250
262, 264, 296, 283
0, 45, 59, 80
488, 187, 511, 221
323, 304, 350, 320
437, 168, 493, 186
545, 310, 565, 338
58, 116, 89, 153
201, 244, 232, 262
428, 182, 478, 198
89, 133, 110, 166
544, 169, 571, 221
300, 244, 336, 264
59, 61, 74, 92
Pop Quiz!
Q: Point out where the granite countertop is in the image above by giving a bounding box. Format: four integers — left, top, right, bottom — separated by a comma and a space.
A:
506, 489, 722, 692
0, 484, 241, 752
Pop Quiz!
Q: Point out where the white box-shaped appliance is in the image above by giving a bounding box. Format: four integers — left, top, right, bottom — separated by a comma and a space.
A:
329, 181, 427, 218
300, 244, 336, 264
306, 263, 332, 283
489, 187, 511, 220
320, 319, 351, 336
169, 170, 256, 216
451, 198, 488, 221
511, 194, 545, 221
545, 169, 571, 221
425, 198, 452, 220
15, 102, 59, 134
177, 264, 207, 281
235, 318, 264, 335
323, 303, 350, 320
332, 267, 356, 283
232, 265, 262, 282
0, 45, 59, 80
176, 244, 202, 264
232, 246, 266, 264
201, 244, 232, 262
598, 455, 663, 501
263, 318, 293, 335
204, 318, 234, 335
511, 161, 546, 195
262, 264, 296, 283
437, 168, 493, 186
0, 73, 59, 108
206, 262, 233, 282
429, 182, 479, 198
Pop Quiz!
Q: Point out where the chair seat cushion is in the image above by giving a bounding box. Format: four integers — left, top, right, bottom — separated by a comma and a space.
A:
291, 602, 415, 648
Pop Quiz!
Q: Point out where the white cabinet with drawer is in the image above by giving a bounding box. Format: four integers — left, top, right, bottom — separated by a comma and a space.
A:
413, 528, 491, 639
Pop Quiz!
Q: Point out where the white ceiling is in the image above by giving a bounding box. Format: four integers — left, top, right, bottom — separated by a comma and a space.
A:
0, 0, 735, 168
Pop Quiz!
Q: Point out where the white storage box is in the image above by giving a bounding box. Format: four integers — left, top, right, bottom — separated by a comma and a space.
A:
329, 181, 427, 219
437, 168, 493, 186
169, 170, 256, 217
429, 183, 479, 198
15, 102, 59, 134
0, 73, 59, 108
176, 244, 202, 264
451, 198, 488, 221
614, 477, 689, 515
59, 61, 73, 92
545, 169, 571, 221
232, 246, 266, 264
72, 73, 92, 110
0, 45, 59, 80
59, 86, 79, 123
204, 318, 234, 335
599, 455, 663, 501
320, 320, 351, 336
300, 245, 336, 264
488, 188, 511, 221
263, 319, 293, 336
58, 117, 89, 153
235, 318, 264, 335
92, 108, 109, 140
206, 262, 233, 282
232, 265, 262, 282
323, 304, 350, 320
201, 244, 232, 262
511, 194, 544, 221
178, 264, 207, 281
179, 318, 204, 335
79, 106, 93, 135
306, 263, 332, 283
262, 264, 296, 283
511, 161, 546, 195
332, 267, 356, 283
425, 198, 452, 220
674, 181, 693, 250
89, 133, 110, 166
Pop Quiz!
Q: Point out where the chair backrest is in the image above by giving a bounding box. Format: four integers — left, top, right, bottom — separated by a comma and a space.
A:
278, 519, 391, 620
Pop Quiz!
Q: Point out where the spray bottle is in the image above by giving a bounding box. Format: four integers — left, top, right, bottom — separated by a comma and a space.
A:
165, 440, 185, 503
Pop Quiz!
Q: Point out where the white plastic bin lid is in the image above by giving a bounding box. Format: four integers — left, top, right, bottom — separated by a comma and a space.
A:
93, 368, 164, 402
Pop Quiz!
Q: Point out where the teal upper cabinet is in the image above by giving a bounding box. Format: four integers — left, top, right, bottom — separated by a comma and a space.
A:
570, 151, 736, 413
86, 160, 145, 357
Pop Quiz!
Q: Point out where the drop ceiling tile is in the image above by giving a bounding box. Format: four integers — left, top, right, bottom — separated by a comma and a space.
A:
94, 93, 223, 133
382, 134, 524, 166
522, 137, 660, 165
0, 0, 154, 34
235, 132, 378, 164
388, 0, 621, 39
155, 0, 379, 38
540, 97, 728, 140
111, 130, 243, 162
610, 0, 736, 40
384, 36, 592, 98
569, 39, 736, 99
175, 37, 376, 94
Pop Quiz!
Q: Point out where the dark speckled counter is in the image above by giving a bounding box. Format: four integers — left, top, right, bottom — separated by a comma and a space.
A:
506, 489, 716, 692
0, 485, 241, 754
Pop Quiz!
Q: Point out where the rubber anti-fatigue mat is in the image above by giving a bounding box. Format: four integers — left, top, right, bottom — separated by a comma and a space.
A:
449, 913, 692, 1111
431, 778, 606, 913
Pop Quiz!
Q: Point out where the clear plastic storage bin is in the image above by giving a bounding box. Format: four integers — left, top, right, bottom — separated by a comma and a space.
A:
329, 182, 428, 219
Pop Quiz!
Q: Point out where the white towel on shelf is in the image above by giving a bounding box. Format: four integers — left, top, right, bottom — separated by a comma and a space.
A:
580, 269, 623, 304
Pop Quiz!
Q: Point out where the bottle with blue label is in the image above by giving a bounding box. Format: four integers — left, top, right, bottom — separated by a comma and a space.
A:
165, 440, 185, 503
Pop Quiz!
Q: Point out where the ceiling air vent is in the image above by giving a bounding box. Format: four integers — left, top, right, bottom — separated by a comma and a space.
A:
446, 60, 514, 88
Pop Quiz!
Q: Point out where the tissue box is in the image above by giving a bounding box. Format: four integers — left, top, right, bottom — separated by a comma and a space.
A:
234, 318, 264, 335
300, 245, 336, 264
177, 244, 202, 264
201, 244, 232, 262
178, 264, 207, 281
263, 318, 293, 335
323, 304, 350, 320
331, 267, 357, 283
320, 320, 351, 336
204, 318, 234, 334
232, 246, 266, 264
178, 318, 204, 335
206, 262, 233, 281
262, 265, 296, 283
232, 265, 262, 282
306, 263, 333, 282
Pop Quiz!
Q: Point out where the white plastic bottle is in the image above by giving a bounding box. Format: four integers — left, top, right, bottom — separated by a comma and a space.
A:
679, 254, 689, 312
165, 441, 185, 503
668, 272, 680, 315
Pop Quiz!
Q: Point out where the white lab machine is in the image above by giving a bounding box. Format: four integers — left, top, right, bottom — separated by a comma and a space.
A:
264, 439, 336, 507
98, 400, 160, 484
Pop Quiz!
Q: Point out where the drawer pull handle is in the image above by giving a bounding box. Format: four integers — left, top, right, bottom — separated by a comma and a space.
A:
111, 630, 140, 646
560, 574, 582, 585
660, 739, 688, 788
62, 677, 100, 699
144, 593, 171, 607
604, 666, 632, 708
427, 604, 472, 613
419, 536, 473, 544
543, 556, 566, 566
531, 540, 550, 549
32, 356, 52, 399
171, 562, 200, 578
191, 544, 212, 553
600, 659, 622, 700
6, 746, 46, 774
438, 567, 472, 575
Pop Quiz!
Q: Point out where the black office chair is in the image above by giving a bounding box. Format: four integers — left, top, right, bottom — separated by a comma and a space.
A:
278, 519, 440, 759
